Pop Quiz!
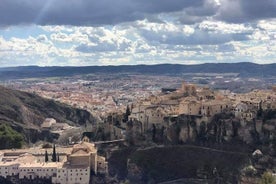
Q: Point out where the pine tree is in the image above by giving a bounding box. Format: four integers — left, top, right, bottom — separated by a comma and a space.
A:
45, 150, 49, 162
52, 144, 57, 162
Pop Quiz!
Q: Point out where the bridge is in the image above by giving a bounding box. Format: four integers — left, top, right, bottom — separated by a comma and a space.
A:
94, 139, 125, 145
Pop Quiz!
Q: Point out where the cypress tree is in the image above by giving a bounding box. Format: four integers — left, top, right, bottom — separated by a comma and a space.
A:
52, 144, 57, 162
45, 150, 48, 162
123, 105, 131, 122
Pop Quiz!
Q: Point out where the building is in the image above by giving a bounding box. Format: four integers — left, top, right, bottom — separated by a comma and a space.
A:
179, 82, 197, 96
41, 118, 57, 129
0, 141, 108, 184
179, 98, 230, 117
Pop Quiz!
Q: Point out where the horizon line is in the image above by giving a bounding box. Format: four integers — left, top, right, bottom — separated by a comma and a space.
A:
0, 61, 275, 68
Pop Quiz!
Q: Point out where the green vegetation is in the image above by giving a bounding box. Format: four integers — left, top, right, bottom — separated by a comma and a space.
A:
0, 124, 23, 149
259, 172, 276, 184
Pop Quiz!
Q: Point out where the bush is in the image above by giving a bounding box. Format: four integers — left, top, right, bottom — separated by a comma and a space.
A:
259, 171, 275, 184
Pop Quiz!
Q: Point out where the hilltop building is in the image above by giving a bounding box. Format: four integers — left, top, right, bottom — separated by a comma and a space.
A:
128, 81, 276, 134
129, 82, 233, 132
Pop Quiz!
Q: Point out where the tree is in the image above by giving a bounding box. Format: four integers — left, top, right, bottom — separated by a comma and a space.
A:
0, 124, 23, 149
259, 171, 275, 184
257, 101, 263, 119
124, 105, 131, 122
45, 150, 49, 162
241, 165, 257, 183
52, 144, 57, 162
57, 153, 60, 162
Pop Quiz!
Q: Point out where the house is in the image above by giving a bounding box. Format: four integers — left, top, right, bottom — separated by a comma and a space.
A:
41, 118, 56, 129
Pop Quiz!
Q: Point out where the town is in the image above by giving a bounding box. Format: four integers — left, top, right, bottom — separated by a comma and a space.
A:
0, 78, 275, 183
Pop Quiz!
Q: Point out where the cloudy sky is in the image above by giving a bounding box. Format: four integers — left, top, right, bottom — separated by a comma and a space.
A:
0, 0, 275, 67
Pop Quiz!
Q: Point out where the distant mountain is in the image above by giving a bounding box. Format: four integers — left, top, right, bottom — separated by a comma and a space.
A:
0, 62, 275, 80
0, 86, 97, 144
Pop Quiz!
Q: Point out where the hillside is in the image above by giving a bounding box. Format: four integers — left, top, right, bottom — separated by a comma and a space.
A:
0, 62, 275, 80
0, 86, 97, 146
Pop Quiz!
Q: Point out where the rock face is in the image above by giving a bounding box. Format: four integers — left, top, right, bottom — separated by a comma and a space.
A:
127, 146, 248, 183
127, 161, 144, 182
0, 86, 97, 143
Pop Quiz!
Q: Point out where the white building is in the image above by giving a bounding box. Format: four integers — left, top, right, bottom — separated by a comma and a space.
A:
0, 141, 108, 184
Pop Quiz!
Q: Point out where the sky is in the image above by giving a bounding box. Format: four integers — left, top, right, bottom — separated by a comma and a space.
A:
0, 0, 275, 67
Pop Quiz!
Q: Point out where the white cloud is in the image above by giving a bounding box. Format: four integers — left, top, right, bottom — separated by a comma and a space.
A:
198, 20, 252, 34
1, 16, 276, 66
257, 20, 276, 31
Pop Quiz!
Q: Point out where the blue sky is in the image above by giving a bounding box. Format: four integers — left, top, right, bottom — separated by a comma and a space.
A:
0, 0, 275, 67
